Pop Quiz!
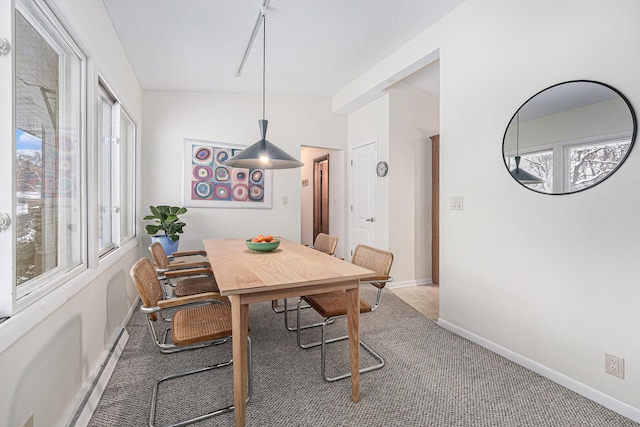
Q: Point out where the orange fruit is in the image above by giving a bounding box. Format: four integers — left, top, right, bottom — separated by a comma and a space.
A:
265, 235, 273, 242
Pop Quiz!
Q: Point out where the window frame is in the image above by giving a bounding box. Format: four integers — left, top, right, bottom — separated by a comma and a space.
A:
118, 108, 137, 245
13, 0, 88, 308
97, 84, 118, 256
96, 78, 137, 258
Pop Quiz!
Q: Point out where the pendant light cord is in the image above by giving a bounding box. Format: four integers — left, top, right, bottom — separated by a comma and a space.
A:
516, 112, 519, 154
262, 11, 266, 121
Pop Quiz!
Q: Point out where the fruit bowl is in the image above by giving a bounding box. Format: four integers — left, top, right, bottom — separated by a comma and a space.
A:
246, 238, 280, 252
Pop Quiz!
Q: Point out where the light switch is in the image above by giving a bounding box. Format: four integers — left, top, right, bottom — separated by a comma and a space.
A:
450, 196, 463, 210
283, 196, 288, 205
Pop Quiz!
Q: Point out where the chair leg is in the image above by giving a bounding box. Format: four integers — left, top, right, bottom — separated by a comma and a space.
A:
273, 298, 312, 335
295, 299, 384, 382
296, 298, 331, 347
282, 297, 315, 331
149, 337, 253, 427
320, 322, 384, 382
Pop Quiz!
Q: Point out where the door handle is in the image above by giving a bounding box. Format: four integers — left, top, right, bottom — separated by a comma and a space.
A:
365, 217, 375, 222
0, 213, 11, 231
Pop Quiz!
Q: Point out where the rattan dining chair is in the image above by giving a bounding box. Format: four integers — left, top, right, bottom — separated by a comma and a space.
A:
276, 233, 340, 331
131, 257, 252, 427
310, 233, 338, 256
295, 244, 393, 381
149, 242, 221, 299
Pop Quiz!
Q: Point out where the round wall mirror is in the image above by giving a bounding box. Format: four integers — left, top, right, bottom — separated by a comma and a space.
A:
502, 80, 637, 194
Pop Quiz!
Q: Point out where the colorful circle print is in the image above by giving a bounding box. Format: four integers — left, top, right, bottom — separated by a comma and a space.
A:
193, 165, 213, 181
60, 160, 73, 171
56, 135, 75, 153
232, 184, 249, 201
249, 185, 264, 201
193, 146, 213, 165
232, 169, 248, 184
250, 170, 263, 183
215, 149, 230, 164
193, 182, 213, 199
213, 183, 232, 200
215, 167, 230, 181
60, 176, 74, 194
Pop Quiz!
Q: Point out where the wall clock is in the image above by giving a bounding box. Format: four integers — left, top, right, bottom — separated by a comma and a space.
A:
376, 161, 388, 177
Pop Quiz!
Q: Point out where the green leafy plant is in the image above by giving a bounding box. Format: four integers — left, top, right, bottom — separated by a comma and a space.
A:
144, 205, 187, 242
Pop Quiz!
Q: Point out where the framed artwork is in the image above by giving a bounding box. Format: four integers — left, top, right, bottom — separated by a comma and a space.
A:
182, 138, 272, 208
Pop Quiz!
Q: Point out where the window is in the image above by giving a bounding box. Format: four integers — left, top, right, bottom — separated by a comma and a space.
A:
119, 111, 136, 243
14, 0, 85, 298
97, 82, 137, 256
566, 139, 631, 192
1, 0, 138, 317
97, 87, 116, 254
507, 136, 631, 193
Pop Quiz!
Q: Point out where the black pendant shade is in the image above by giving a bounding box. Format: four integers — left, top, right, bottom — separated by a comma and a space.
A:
222, 119, 303, 169
510, 155, 544, 184
222, 6, 303, 170
509, 113, 543, 184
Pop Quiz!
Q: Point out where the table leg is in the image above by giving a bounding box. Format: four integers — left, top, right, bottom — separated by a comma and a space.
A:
345, 282, 360, 402
230, 295, 249, 426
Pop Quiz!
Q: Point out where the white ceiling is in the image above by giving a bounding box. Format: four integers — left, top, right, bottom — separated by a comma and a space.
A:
518, 81, 621, 122
101, 0, 464, 97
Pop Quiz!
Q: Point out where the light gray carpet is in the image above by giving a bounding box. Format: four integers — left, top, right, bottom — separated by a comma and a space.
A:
88, 288, 639, 426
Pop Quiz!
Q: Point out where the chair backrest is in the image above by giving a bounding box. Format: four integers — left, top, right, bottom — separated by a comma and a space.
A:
313, 233, 338, 255
131, 257, 166, 321
351, 245, 394, 288
149, 242, 170, 268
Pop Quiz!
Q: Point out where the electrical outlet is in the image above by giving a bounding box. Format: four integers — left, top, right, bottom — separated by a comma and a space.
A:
605, 353, 624, 379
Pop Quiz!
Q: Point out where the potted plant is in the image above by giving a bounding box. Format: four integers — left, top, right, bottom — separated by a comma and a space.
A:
144, 205, 187, 256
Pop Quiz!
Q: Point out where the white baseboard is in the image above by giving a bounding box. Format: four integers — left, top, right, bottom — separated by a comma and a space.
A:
67, 298, 138, 427
387, 278, 433, 289
437, 319, 640, 424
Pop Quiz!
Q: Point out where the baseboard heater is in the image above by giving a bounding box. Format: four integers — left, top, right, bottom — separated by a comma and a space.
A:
67, 327, 130, 427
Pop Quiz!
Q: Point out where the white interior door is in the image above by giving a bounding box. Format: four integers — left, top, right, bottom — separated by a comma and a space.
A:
350, 141, 377, 258
0, 0, 15, 316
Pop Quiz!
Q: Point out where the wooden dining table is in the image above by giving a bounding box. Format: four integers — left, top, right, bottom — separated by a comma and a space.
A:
203, 237, 376, 426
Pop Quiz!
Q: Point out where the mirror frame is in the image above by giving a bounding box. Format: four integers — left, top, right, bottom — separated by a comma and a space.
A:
502, 80, 637, 195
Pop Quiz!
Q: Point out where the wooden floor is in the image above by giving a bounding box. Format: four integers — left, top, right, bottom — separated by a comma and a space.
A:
390, 284, 439, 321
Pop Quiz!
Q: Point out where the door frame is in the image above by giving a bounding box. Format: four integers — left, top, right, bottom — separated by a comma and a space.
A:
431, 134, 439, 285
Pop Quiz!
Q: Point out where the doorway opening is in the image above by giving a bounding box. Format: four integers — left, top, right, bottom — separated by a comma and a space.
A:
313, 155, 329, 241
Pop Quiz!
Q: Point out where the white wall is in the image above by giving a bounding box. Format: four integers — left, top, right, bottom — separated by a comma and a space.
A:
300, 147, 347, 258
0, 0, 142, 425
141, 92, 346, 251
388, 82, 439, 284
347, 96, 390, 254
338, 0, 640, 418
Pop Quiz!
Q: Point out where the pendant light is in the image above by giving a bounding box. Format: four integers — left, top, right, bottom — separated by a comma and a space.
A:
510, 112, 544, 184
223, 6, 304, 170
